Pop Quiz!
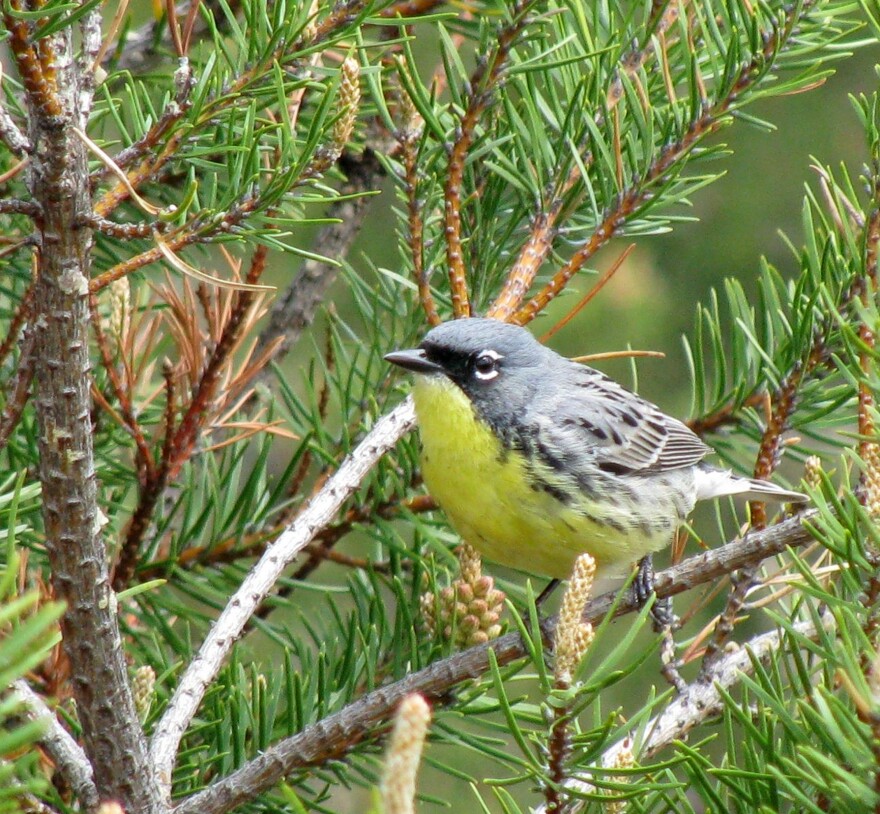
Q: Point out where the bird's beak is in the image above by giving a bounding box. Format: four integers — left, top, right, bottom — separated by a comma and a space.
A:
384, 348, 445, 375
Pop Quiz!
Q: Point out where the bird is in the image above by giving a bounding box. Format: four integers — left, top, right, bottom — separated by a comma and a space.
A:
385, 317, 806, 601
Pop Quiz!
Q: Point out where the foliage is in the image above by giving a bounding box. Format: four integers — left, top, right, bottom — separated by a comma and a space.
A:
0, 1, 879, 813
0, 476, 63, 812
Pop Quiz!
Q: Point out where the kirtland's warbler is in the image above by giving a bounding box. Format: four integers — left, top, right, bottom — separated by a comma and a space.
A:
386, 318, 806, 582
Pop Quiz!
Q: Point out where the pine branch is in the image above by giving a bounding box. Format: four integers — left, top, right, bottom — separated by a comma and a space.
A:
12, 8, 163, 811
149, 398, 418, 799
172, 511, 817, 814
511, 0, 812, 325
10, 680, 99, 810
488, 4, 678, 322
393, 78, 439, 326
530, 611, 836, 814
443, 0, 535, 318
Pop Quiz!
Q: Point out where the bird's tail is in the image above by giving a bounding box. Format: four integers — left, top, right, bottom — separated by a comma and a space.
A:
694, 466, 807, 503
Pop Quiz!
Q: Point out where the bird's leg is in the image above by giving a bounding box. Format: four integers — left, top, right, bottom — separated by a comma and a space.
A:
517, 579, 560, 647
535, 578, 560, 608
635, 554, 686, 693
634, 554, 676, 629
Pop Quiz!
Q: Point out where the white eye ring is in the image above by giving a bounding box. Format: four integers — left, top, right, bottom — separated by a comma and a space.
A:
474, 349, 502, 381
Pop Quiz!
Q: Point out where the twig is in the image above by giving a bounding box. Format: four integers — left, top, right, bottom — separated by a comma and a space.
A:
530, 611, 836, 814
3, 2, 62, 120
10, 680, 99, 810
686, 391, 768, 436
166, 252, 266, 479
443, 0, 534, 318
394, 72, 438, 326
544, 699, 571, 813
0, 280, 34, 371
171, 511, 818, 814
379, 0, 446, 17
149, 398, 418, 799
487, 193, 572, 322
0, 199, 40, 216
89, 229, 198, 293
0, 103, 30, 156
513, 3, 805, 325
82, 214, 157, 239
0, 325, 35, 451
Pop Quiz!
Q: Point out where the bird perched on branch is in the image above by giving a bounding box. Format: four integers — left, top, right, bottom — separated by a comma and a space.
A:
386, 318, 806, 605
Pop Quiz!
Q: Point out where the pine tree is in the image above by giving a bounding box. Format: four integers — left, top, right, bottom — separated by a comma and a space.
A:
1, 1, 879, 812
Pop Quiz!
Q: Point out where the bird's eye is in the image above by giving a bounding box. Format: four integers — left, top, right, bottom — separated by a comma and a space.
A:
473, 350, 501, 381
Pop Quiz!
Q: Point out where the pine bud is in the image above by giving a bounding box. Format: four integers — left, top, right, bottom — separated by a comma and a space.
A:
862, 443, 880, 518
99, 275, 131, 357
803, 455, 823, 492
332, 58, 360, 152
419, 544, 506, 648
132, 665, 156, 724
554, 554, 597, 686
604, 737, 635, 813
379, 694, 431, 814
393, 58, 423, 144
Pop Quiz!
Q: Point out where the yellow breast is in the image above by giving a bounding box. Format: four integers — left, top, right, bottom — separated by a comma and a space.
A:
411, 376, 663, 579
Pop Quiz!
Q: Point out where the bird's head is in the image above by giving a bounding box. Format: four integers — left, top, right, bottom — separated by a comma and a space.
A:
385, 318, 550, 418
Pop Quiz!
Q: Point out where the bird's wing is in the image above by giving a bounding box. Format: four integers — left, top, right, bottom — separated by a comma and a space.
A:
531, 366, 711, 476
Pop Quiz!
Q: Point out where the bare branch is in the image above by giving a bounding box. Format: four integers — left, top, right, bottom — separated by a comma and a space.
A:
10, 680, 99, 810
13, 6, 164, 810
530, 611, 835, 814
150, 398, 418, 798
0, 104, 30, 156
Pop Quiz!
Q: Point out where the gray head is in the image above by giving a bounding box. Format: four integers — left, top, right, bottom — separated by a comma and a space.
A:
385, 318, 554, 418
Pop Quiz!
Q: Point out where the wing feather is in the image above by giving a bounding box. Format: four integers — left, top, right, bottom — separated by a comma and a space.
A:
528, 365, 710, 477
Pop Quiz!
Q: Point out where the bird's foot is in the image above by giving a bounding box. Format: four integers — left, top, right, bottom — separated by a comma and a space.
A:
634, 555, 679, 631
635, 555, 686, 692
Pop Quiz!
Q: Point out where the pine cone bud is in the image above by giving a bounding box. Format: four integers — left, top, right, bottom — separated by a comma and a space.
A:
554, 554, 597, 686
603, 737, 635, 813
803, 455, 823, 491
862, 443, 880, 518
132, 665, 156, 724
419, 544, 506, 648
380, 694, 431, 814
332, 57, 360, 152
